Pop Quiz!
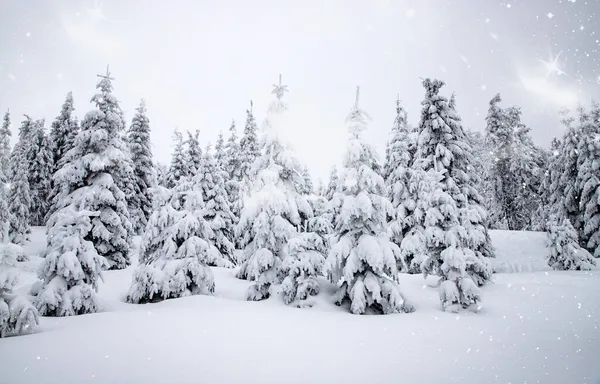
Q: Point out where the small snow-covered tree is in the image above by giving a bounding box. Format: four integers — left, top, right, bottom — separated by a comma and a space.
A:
9, 115, 33, 181
26, 120, 54, 226
239, 102, 260, 190
166, 130, 189, 188
155, 162, 169, 187
50, 67, 133, 270
49, 92, 78, 172
8, 157, 31, 245
547, 218, 596, 271
127, 186, 215, 304
186, 129, 202, 177
214, 131, 226, 169
281, 195, 332, 306
127, 100, 155, 233
576, 104, 600, 257
0, 224, 39, 337
300, 166, 314, 195
224, 120, 243, 224
384, 99, 414, 272
327, 87, 413, 315
236, 77, 312, 301
325, 165, 339, 201
0, 110, 11, 178
414, 79, 491, 312
34, 208, 107, 316
538, 137, 563, 229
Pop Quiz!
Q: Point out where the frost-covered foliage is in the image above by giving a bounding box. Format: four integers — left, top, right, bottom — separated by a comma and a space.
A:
576, 104, 600, 257
0, 224, 39, 337
214, 131, 226, 170
189, 149, 236, 266
325, 166, 339, 201
384, 99, 414, 272
414, 79, 491, 312
8, 146, 31, 245
26, 120, 54, 226
328, 87, 412, 315
547, 218, 596, 271
300, 166, 314, 195
185, 129, 202, 177
224, 120, 243, 224
35, 208, 107, 316
155, 162, 169, 188
539, 137, 563, 229
485, 94, 544, 230
127, 100, 155, 233
50, 69, 133, 270
166, 130, 189, 189
281, 195, 332, 305
8, 115, 33, 181
236, 80, 312, 301
127, 186, 215, 304
239, 103, 260, 191
0, 110, 11, 178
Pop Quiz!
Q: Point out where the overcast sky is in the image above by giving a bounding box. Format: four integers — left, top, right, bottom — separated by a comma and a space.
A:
1, 0, 598, 181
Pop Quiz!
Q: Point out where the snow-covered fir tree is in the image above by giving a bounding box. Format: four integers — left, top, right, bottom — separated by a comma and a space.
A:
328, 87, 413, 315
325, 165, 339, 201
34, 208, 108, 316
9, 115, 34, 180
224, 120, 243, 223
166, 129, 189, 188
300, 166, 314, 195
414, 79, 491, 312
26, 120, 54, 226
384, 98, 414, 272
49, 67, 133, 270
126, 100, 155, 233
155, 162, 169, 188
190, 148, 236, 266
214, 131, 226, 170
538, 136, 563, 229
281, 195, 332, 306
0, 110, 11, 178
186, 129, 202, 177
547, 218, 596, 271
8, 154, 31, 245
236, 77, 313, 301
556, 112, 583, 233
576, 103, 600, 257
238, 102, 260, 191
127, 185, 215, 303
0, 223, 39, 337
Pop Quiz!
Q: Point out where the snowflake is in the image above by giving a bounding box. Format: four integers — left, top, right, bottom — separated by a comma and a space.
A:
547, 12, 554, 19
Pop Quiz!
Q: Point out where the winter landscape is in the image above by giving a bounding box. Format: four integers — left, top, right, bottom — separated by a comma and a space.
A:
1, 1, 599, 384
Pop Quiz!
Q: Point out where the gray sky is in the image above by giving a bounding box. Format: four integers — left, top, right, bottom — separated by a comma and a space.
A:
1, 0, 598, 181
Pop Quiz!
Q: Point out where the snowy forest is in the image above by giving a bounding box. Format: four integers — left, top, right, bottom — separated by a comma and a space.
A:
1, 65, 598, 340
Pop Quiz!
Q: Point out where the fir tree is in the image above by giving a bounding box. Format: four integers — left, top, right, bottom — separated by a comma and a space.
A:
186, 129, 202, 177
26, 120, 54, 226
127, 186, 215, 304
155, 162, 169, 187
224, 120, 243, 224
414, 79, 491, 312
0, 111, 11, 178
239, 102, 260, 190
166, 130, 189, 188
34, 208, 108, 316
9, 115, 34, 180
8, 157, 30, 245
538, 137, 563, 229
214, 131, 226, 170
127, 100, 155, 233
236, 77, 312, 301
300, 166, 314, 195
0, 224, 39, 336
576, 104, 600, 256
49, 67, 133, 270
328, 87, 413, 315
49, 92, 77, 176
547, 218, 596, 270
325, 166, 339, 201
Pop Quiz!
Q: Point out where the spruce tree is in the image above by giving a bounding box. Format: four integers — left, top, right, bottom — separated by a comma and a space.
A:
236, 77, 312, 301
539, 137, 563, 228
224, 120, 243, 224
49, 67, 133, 270
26, 120, 54, 226
186, 130, 202, 177
9, 115, 34, 180
49, 92, 77, 176
547, 218, 596, 270
34, 208, 108, 316
576, 104, 600, 256
300, 166, 314, 195
414, 79, 491, 312
127, 100, 155, 233
0, 111, 11, 178
328, 87, 412, 315
8, 156, 31, 245
166, 130, 189, 188
214, 131, 226, 169
127, 185, 215, 304
239, 102, 260, 191
325, 166, 339, 201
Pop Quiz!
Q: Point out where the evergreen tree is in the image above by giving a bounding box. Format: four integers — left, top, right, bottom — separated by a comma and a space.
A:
34, 208, 107, 316
224, 120, 243, 224
0, 224, 39, 336
414, 79, 491, 312
127, 100, 155, 233
49, 67, 133, 270
9, 115, 34, 180
384, 98, 413, 272
236, 77, 312, 301
547, 218, 596, 270
239, 102, 260, 190
166, 130, 189, 188
127, 185, 215, 303
49, 92, 77, 177
155, 162, 169, 187
325, 166, 339, 201
328, 87, 413, 315
281, 195, 332, 306
557, 113, 583, 232
26, 120, 54, 226
538, 137, 562, 229
8, 157, 30, 245
214, 131, 226, 170
576, 104, 600, 257
186, 129, 202, 177
0, 111, 11, 178
300, 166, 314, 195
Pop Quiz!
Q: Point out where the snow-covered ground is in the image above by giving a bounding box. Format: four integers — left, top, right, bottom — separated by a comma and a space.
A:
1, 228, 599, 384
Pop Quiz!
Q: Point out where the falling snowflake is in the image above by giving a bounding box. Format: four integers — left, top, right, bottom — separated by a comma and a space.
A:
547, 12, 554, 19
506, 3, 512, 9
25, 32, 31, 37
